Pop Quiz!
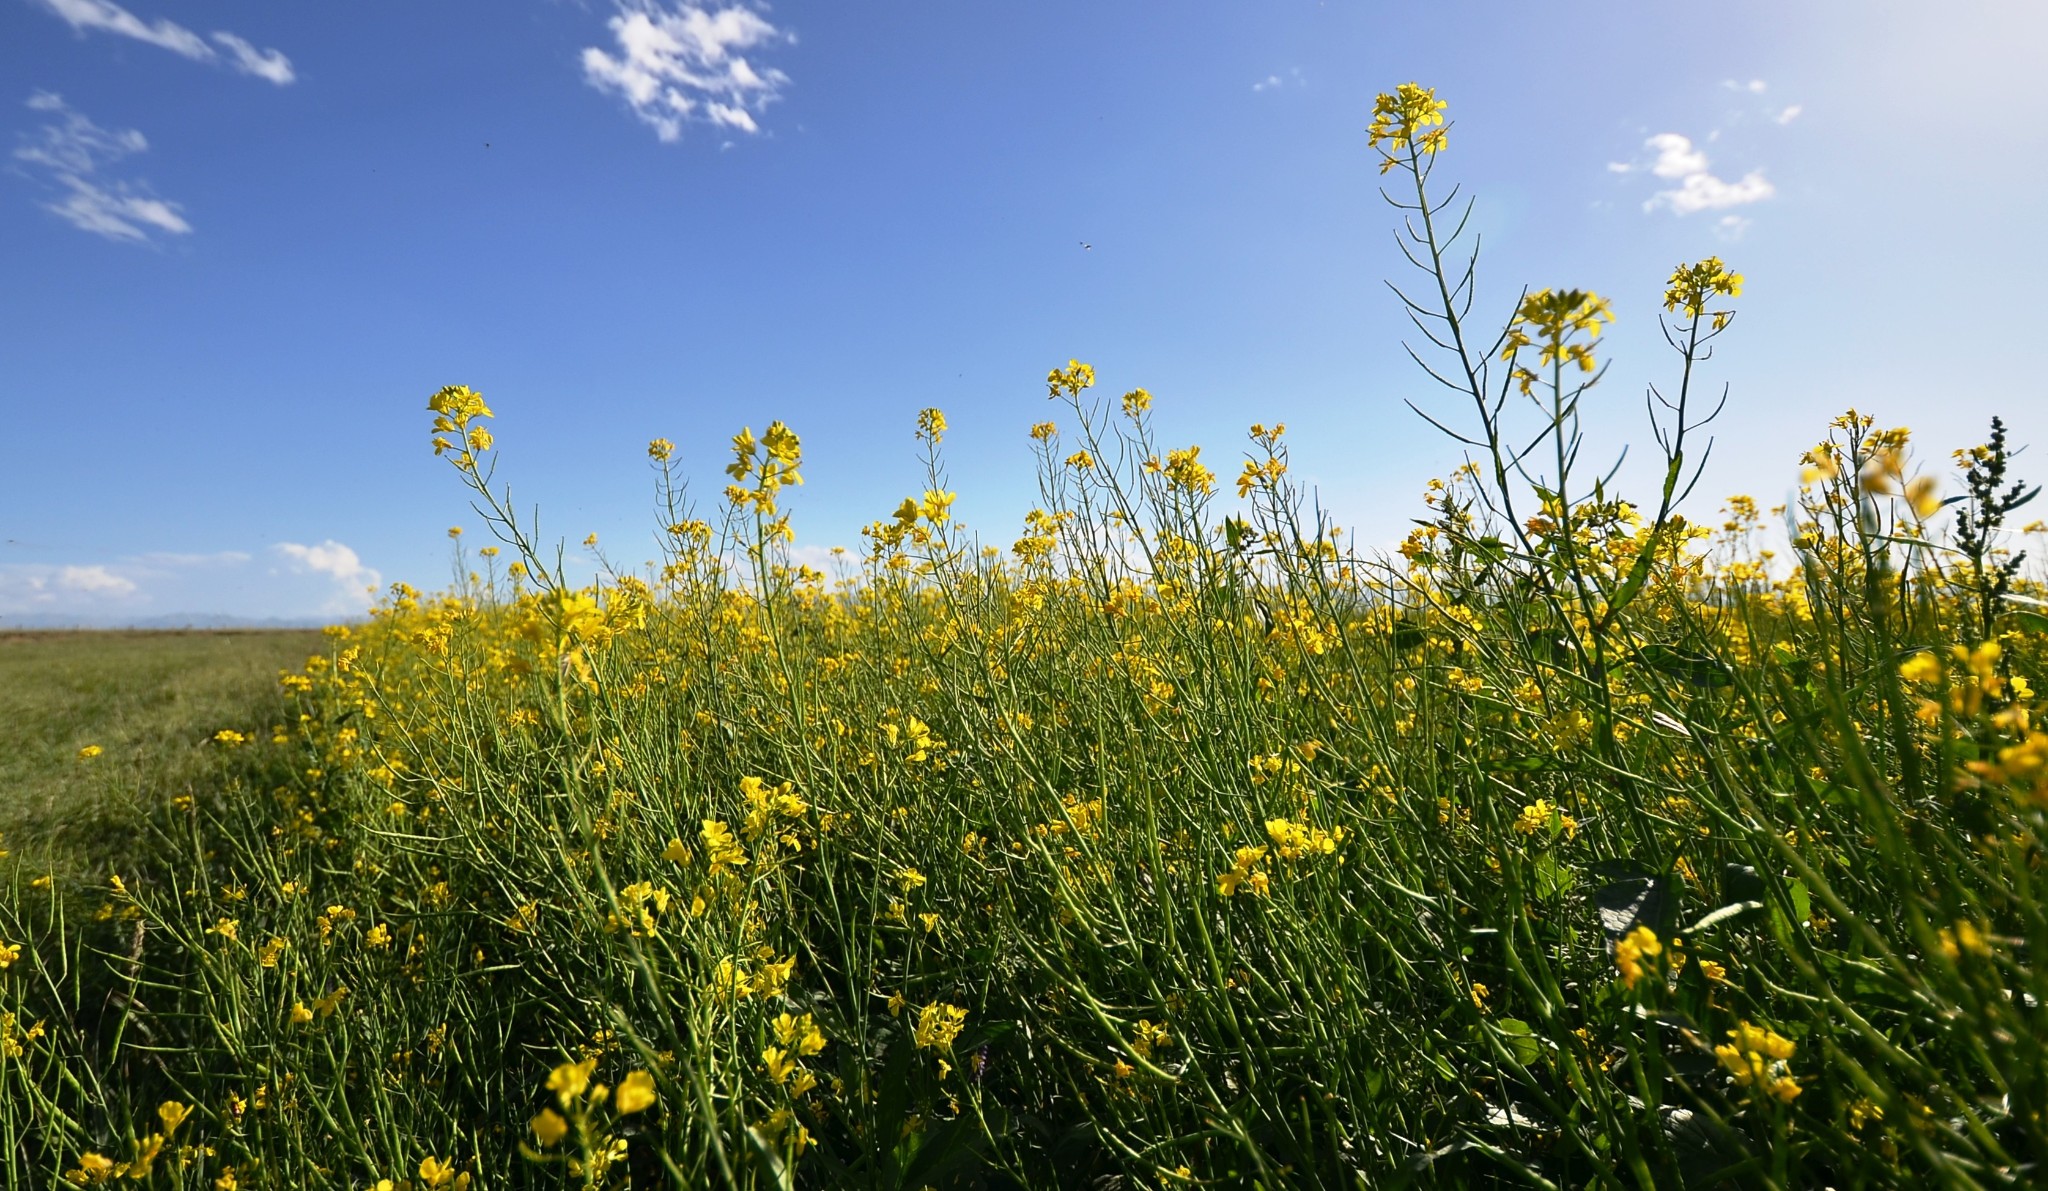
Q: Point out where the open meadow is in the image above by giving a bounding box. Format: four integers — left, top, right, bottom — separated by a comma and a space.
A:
5, 86, 2047, 1191
0, 631, 325, 883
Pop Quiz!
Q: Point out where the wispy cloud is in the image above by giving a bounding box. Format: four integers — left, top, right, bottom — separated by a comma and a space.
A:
32, 0, 295, 84
13, 92, 192, 243
56, 565, 137, 595
0, 546, 369, 621
273, 541, 380, 613
1609, 131, 1775, 217
0, 562, 142, 613
1252, 67, 1306, 93
210, 32, 296, 85
581, 1, 793, 142
1774, 104, 1803, 125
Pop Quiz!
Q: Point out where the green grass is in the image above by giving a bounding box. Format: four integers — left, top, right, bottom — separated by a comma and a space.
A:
0, 630, 324, 881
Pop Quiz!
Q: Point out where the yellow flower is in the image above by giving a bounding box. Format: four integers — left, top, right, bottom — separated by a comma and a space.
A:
1715, 1020, 1800, 1102
1905, 475, 1943, 519
1130, 1019, 1171, 1058
1265, 817, 1343, 859
751, 954, 796, 999
648, 437, 675, 462
1366, 82, 1449, 166
1147, 446, 1216, 496
1215, 845, 1270, 897
213, 918, 239, 942
66, 1152, 117, 1184
257, 937, 287, 968
774, 1012, 827, 1056
1502, 289, 1615, 391
912, 1002, 968, 1052
0, 941, 19, 969
917, 407, 947, 443
547, 1057, 597, 1106
418, 1155, 457, 1188
289, 1002, 314, 1026
312, 986, 349, 1018
76, 744, 103, 760
1614, 925, 1662, 988
1120, 388, 1152, 417
701, 819, 750, 876
1899, 651, 1942, 684
1662, 257, 1743, 318
1046, 359, 1096, 399
614, 1070, 657, 1114
157, 1100, 191, 1136
1512, 799, 1578, 839
761, 1046, 797, 1085
530, 1108, 569, 1146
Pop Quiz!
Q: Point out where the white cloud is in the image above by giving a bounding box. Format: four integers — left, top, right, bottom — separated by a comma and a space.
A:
1774, 104, 1803, 125
1715, 213, 1752, 241
211, 32, 296, 85
0, 547, 363, 622
46, 173, 192, 240
32, 0, 295, 85
1724, 78, 1768, 94
1251, 67, 1305, 94
0, 561, 146, 614
1647, 167, 1775, 215
273, 540, 381, 613
13, 92, 192, 243
57, 565, 136, 595
1645, 132, 1710, 178
36, 0, 210, 59
1625, 132, 1776, 216
581, 1, 792, 142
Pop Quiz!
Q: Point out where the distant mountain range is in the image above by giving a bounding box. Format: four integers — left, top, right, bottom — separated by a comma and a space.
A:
0, 612, 340, 630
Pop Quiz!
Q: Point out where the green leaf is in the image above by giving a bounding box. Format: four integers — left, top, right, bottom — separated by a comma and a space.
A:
1533, 852, 1575, 899
1789, 879, 1812, 925
1493, 1018, 1541, 1066
2008, 609, 2048, 635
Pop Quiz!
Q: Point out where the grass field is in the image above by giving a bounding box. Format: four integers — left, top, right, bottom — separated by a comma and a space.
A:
4, 86, 2047, 1189
0, 630, 324, 883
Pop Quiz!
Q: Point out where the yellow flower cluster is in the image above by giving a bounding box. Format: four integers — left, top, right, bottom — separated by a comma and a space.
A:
1715, 1020, 1800, 1103
1367, 82, 1448, 169
1613, 925, 1662, 989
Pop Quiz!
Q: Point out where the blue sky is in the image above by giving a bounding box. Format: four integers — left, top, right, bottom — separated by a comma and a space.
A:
3, 0, 2044, 623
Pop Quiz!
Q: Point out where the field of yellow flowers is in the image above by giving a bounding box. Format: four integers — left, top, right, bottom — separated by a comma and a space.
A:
5, 84, 2048, 1189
